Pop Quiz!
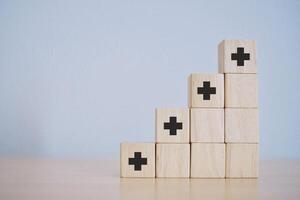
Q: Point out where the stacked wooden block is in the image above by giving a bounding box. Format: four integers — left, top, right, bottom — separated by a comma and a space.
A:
220, 40, 259, 178
120, 40, 259, 178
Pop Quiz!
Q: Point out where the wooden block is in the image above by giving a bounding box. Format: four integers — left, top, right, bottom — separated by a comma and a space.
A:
218, 40, 257, 74
226, 144, 259, 178
120, 143, 155, 178
191, 143, 225, 178
156, 144, 190, 178
225, 74, 258, 108
188, 73, 224, 108
156, 108, 189, 143
225, 108, 259, 143
191, 108, 224, 143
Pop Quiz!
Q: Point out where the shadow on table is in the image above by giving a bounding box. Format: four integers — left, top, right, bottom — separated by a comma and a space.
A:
120, 178, 258, 200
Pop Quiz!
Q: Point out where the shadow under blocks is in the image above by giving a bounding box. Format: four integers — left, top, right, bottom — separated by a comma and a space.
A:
120, 40, 259, 178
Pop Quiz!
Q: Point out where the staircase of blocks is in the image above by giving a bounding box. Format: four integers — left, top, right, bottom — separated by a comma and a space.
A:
120, 40, 259, 178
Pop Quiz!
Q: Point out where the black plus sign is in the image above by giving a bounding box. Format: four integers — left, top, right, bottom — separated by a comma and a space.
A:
128, 152, 147, 171
164, 117, 183, 136
197, 81, 216, 100
231, 47, 250, 66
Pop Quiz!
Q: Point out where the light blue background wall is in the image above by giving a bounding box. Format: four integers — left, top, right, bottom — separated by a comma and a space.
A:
0, 0, 299, 159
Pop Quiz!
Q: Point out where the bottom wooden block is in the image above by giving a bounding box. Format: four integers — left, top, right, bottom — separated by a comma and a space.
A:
120, 143, 155, 178
191, 143, 225, 178
156, 144, 190, 178
226, 144, 259, 178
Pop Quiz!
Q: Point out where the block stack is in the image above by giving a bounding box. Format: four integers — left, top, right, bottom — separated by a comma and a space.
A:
219, 40, 259, 178
120, 40, 259, 178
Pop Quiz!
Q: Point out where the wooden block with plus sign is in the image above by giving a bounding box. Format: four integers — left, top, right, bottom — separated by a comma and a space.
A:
225, 108, 259, 143
155, 108, 189, 143
218, 40, 257, 74
226, 144, 259, 178
120, 143, 155, 178
225, 74, 258, 108
156, 144, 190, 178
191, 108, 224, 143
191, 143, 225, 178
188, 73, 224, 108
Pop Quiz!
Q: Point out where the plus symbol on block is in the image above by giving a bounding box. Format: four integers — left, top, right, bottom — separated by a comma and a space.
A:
231, 47, 250, 66
164, 117, 183, 136
128, 152, 147, 171
197, 81, 216, 100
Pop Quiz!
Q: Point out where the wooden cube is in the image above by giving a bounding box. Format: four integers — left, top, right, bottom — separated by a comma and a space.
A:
191, 143, 225, 178
191, 108, 224, 143
218, 40, 257, 74
226, 144, 259, 178
156, 144, 190, 178
188, 73, 224, 108
225, 74, 258, 108
156, 108, 189, 143
120, 143, 155, 178
225, 108, 259, 143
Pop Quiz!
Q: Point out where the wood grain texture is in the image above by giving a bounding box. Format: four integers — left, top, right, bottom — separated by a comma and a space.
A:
156, 108, 189, 143
188, 73, 224, 108
120, 143, 155, 178
225, 108, 259, 143
191, 108, 224, 143
225, 74, 258, 108
226, 144, 259, 178
191, 143, 225, 178
156, 144, 190, 178
218, 40, 257, 74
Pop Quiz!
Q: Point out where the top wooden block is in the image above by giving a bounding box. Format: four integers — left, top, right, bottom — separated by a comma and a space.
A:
218, 40, 257, 74
188, 73, 224, 108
